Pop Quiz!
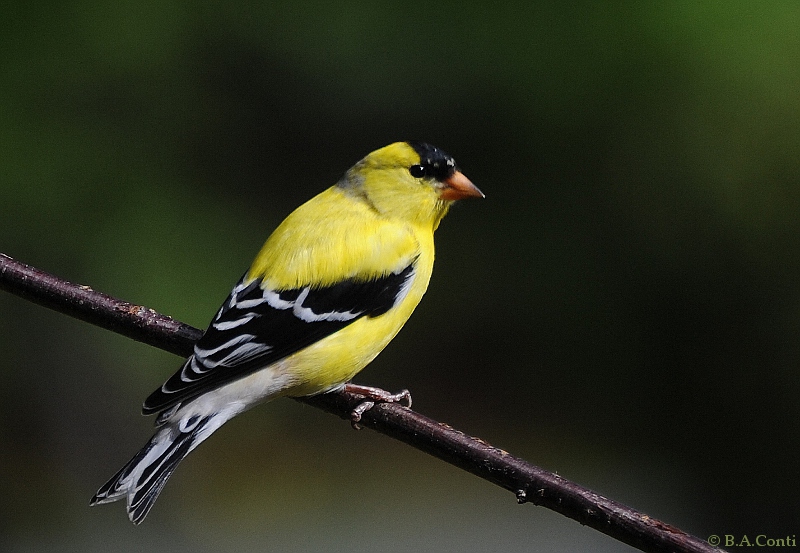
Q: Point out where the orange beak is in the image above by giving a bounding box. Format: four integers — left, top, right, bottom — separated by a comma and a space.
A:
439, 171, 485, 201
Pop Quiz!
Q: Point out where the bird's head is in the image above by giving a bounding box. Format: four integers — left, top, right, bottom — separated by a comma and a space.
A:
337, 142, 484, 229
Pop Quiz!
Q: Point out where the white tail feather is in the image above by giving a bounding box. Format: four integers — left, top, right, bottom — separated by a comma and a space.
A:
90, 413, 222, 524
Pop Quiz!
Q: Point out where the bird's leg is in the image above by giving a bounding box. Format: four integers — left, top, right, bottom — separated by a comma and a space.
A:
345, 384, 413, 407
344, 384, 412, 429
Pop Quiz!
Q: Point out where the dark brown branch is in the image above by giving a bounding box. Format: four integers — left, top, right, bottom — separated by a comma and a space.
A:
0, 253, 722, 553
0, 253, 202, 355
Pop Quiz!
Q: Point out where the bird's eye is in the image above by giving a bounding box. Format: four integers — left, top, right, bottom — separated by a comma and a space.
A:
409, 164, 428, 178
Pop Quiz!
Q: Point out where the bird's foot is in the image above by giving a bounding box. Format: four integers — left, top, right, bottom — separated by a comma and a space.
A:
344, 384, 412, 429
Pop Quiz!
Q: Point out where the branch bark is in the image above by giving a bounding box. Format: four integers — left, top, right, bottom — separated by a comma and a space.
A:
0, 253, 722, 553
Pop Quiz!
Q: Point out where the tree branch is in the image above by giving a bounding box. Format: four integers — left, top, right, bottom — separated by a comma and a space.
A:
0, 253, 721, 553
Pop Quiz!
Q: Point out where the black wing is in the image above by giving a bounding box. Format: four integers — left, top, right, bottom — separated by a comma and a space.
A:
143, 263, 416, 414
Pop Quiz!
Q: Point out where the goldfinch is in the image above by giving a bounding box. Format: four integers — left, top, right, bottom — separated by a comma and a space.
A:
90, 141, 483, 523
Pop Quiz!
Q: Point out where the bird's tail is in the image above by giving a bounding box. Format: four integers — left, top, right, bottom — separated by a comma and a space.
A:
90, 413, 220, 524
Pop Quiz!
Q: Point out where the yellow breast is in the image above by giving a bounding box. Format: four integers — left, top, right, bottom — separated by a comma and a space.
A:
280, 228, 435, 397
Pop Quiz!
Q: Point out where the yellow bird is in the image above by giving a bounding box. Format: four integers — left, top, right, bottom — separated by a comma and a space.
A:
90, 141, 483, 523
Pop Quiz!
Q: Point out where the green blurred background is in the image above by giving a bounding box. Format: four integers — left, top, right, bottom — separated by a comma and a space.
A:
2, 1, 799, 551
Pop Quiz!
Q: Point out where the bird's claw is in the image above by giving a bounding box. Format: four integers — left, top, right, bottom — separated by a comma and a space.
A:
350, 400, 375, 429
344, 384, 412, 430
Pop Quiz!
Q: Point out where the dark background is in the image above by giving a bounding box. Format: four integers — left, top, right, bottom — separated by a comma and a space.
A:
2, 2, 798, 551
